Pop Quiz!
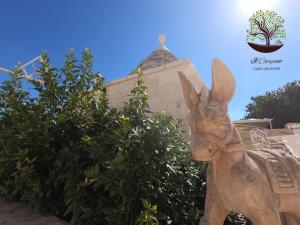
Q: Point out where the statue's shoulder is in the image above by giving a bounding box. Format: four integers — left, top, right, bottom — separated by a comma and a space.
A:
247, 148, 296, 160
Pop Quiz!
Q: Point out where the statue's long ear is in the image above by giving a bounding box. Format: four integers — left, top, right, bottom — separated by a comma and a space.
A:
210, 58, 236, 106
178, 71, 198, 110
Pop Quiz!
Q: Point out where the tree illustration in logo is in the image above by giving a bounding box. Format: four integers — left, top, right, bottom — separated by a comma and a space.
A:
247, 10, 287, 53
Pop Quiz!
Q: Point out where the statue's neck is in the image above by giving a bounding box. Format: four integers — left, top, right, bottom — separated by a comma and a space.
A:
213, 124, 245, 164
224, 124, 244, 152
229, 124, 243, 145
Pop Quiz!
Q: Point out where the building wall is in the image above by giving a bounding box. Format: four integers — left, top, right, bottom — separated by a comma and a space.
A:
105, 59, 205, 133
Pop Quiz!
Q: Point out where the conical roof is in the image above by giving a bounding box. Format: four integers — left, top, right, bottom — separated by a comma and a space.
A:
130, 34, 178, 74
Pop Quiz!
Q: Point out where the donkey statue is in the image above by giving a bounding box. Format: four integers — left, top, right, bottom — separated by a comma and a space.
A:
178, 59, 300, 225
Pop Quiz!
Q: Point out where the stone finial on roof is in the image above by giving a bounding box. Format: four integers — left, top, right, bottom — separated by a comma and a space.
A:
158, 34, 168, 50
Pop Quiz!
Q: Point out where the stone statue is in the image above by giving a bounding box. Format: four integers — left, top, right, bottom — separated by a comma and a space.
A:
178, 59, 300, 225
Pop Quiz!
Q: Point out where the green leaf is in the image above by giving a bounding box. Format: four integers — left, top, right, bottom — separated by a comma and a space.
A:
141, 198, 150, 209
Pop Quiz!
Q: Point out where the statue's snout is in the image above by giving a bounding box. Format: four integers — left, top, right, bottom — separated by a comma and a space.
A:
190, 140, 219, 161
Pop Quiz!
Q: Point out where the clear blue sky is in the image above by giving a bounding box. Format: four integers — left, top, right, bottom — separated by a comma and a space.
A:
0, 0, 299, 120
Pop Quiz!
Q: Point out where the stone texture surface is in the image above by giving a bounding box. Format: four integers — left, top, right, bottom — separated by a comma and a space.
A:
282, 134, 300, 157
285, 123, 300, 135
236, 125, 300, 159
179, 58, 300, 225
129, 48, 178, 74
0, 202, 67, 225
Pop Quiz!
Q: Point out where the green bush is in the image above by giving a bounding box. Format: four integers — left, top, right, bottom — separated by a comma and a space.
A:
244, 80, 300, 128
0, 50, 206, 225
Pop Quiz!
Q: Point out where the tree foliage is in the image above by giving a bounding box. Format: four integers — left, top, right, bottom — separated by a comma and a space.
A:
0, 50, 206, 225
247, 10, 286, 46
244, 81, 300, 128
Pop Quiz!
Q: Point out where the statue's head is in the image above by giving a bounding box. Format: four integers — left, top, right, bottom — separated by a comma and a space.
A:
179, 59, 237, 161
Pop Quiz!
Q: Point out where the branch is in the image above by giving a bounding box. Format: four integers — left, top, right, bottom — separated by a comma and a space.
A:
261, 16, 270, 34
249, 32, 265, 42
270, 24, 282, 38
254, 18, 269, 35
250, 32, 265, 36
